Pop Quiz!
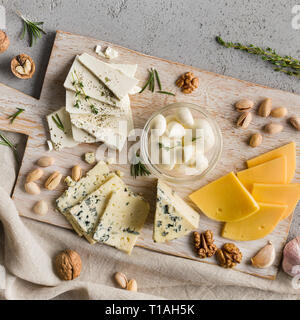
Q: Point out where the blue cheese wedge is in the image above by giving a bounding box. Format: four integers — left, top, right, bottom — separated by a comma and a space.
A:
153, 180, 200, 243
46, 107, 78, 150
56, 161, 110, 215
68, 174, 125, 243
78, 53, 139, 100
64, 57, 123, 108
93, 189, 150, 254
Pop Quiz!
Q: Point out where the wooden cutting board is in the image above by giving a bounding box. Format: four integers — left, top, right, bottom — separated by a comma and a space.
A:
1, 30, 299, 279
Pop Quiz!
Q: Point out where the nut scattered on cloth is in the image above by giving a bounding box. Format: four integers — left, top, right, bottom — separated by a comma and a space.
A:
216, 243, 242, 268
54, 249, 82, 280
194, 230, 217, 258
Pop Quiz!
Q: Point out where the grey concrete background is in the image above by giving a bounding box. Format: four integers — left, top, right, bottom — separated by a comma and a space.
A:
0, 0, 299, 237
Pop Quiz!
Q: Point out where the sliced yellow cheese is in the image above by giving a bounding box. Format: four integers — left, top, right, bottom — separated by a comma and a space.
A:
246, 142, 296, 182
252, 183, 300, 220
189, 172, 259, 222
222, 202, 287, 241
237, 156, 287, 191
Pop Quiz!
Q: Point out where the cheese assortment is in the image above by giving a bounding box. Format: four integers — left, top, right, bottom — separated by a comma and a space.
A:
190, 142, 300, 241
153, 180, 200, 243
47, 53, 139, 151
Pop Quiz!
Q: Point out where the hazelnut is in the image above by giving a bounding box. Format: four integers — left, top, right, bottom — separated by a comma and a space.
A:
54, 249, 82, 281
0, 31, 9, 53
11, 54, 36, 79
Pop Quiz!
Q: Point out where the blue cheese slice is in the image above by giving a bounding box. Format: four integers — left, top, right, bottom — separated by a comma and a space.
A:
67, 174, 125, 243
93, 189, 150, 254
46, 107, 78, 150
153, 180, 200, 243
56, 161, 110, 215
78, 53, 139, 100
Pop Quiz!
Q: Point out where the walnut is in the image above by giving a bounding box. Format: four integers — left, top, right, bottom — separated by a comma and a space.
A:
175, 72, 199, 94
217, 243, 242, 268
0, 31, 9, 53
54, 249, 82, 280
193, 230, 217, 258
11, 54, 36, 79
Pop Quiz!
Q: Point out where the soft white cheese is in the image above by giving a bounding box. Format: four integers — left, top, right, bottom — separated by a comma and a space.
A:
104, 47, 119, 59
46, 107, 78, 151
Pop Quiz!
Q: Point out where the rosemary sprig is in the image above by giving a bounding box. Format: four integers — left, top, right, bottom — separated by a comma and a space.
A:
130, 151, 151, 178
52, 114, 64, 132
154, 69, 162, 90
8, 108, 25, 124
139, 69, 154, 93
216, 36, 300, 78
0, 133, 19, 163
17, 11, 46, 47
157, 90, 175, 96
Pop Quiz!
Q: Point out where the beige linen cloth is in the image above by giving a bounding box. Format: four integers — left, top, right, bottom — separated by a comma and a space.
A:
0, 133, 299, 300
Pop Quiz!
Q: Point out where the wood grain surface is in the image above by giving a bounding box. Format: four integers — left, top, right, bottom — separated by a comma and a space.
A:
1, 31, 299, 279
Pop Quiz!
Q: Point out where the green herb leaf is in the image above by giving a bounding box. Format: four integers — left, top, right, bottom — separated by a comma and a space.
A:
52, 114, 64, 132
157, 90, 175, 96
0, 133, 19, 163
90, 105, 98, 114
154, 69, 162, 90
8, 108, 25, 124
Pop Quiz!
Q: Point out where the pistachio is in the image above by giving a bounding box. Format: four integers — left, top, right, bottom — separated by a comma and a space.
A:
72, 165, 82, 182
235, 99, 254, 112
45, 171, 62, 190
33, 200, 48, 216
270, 107, 287, 118
37, 156, 55, 167
251, 241, 275, 268
126, 279, 137, 292
237, 112, 252, 129
289, 117, 300, 131
26, 168, 44, 183
249, 133, 262, 148
264, 123, 283, 134
258, 98, 272, 117
25, 182, 41, 195
114, 272, 128, 289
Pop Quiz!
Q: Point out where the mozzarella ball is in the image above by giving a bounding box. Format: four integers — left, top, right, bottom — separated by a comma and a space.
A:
183, 144, 195, 164
176, 107, 194, 127
150, 114, 167, 136
195, 154, 209, 173
166, 121, 186, 139
193, 119, 215, 152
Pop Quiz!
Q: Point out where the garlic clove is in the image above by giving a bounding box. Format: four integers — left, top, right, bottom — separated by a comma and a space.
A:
166, 121, 185, 138
282, 236, 300, 277
151, 114, 167, 136
251, 241, 275, 268
176, 107, 194, 127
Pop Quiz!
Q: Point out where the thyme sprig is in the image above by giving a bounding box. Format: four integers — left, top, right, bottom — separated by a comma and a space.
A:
52, 114, 64, 132
17, 11, 46, 47
8, 108, 25, 124
130, 151, 151, 178
216, 36, 300, 78
0, 133, 19, 163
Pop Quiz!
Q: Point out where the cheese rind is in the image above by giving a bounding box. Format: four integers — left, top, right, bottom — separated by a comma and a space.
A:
68, 174, 125, 242
247, 142, 296, 183
78, 53, 138, 100
222, 202, 287, 241
46, 107, 78, 150
154, 180, 199, 243
56, 161, 110, 214
237, 156, 287, 191
252, 183, 300, 220
93, 189, 150, 254
189, 172, 259, 222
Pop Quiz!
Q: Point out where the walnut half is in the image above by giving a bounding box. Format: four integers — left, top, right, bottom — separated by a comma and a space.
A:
216, 243, 242, 268
54, 249, 82, 280
194, 230, 217, 258
11, 54, 35, 79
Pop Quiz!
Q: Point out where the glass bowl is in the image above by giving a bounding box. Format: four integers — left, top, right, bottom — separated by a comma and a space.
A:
140, 102, 223, 184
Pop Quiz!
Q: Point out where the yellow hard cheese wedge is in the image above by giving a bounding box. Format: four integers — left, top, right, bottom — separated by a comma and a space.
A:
252, 183, 300, 220
222, 202, 287, 241
189, 172, 259, 222
237, 156, 287, 191
246, 142, 296, 182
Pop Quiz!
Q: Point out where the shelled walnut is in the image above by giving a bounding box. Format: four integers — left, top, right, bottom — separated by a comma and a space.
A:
176, 72, 199, 94
193, 230, 217, 258
11, 54, 35, 79
216, 243, 242, 268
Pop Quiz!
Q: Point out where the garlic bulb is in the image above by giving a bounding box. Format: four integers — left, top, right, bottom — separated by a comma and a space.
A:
282, 236, 300, 277
251, 241, 275, 268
